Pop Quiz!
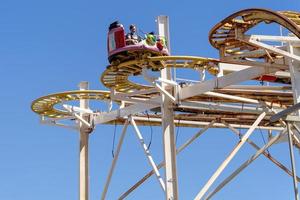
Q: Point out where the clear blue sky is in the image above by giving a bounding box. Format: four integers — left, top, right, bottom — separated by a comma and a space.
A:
1, 0, 300, 199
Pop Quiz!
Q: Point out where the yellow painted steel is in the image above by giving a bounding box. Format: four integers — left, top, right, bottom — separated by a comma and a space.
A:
31, 8, 300, 121
101, 55, 220, 92
209, 9, 300, 56
31, 90, 110, 118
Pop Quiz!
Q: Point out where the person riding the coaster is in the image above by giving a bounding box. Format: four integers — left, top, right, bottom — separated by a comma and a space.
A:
145, 32, 156, 46
145, 32, 166, 50
125, 24, 142, 45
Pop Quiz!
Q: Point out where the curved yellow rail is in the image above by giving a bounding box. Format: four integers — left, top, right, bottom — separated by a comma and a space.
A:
32, 8, 299, 122
209, 8, 300, 55
31, 90, 110, 118
101, 55, 219, 92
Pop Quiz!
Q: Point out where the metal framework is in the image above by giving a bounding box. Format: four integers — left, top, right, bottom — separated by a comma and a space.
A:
31, 8, 300, 200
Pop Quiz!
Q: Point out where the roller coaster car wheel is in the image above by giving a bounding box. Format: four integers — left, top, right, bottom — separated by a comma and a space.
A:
133, 71, 142, 76
109, 51, 129, 64
111, 59, 121, 66
106, 64, 118, 71
142, 52, 152, 59
151, 67, 161, 72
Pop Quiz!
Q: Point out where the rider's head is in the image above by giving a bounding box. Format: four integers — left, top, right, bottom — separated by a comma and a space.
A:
129, 24, 136, 33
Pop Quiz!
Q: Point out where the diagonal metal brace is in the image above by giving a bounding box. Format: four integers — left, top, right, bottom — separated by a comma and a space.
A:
63, 104, 93, 128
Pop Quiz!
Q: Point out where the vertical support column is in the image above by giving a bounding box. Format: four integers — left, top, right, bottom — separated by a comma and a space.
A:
288, 44, 300, 115
101, 120, 129, 200
198, 69, 206, 81
288, 43, 300, 200
79, 81, 89, 200
157, 16, 179, 200
287, 123, 299, 200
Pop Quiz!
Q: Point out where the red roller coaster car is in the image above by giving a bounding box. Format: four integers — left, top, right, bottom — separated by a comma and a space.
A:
107, 21, 169, 64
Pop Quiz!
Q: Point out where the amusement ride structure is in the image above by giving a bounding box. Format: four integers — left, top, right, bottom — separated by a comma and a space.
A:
31, 8, 300, 200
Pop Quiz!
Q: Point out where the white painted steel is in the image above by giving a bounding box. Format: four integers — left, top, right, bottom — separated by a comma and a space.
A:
111, 93, 161, 105
131, 117, 166, 192
288, 45, 300, 115
79, 81, 89, 200
101, 120, 129, 200
180, 66, 277, 100
287, 123, 300, 200
94, 96, 161, 124
248, 35, 300, 44
246, 38, 300, 62
131, 116, 284, 131
63, 105, 92, 128
178, 101, 272, 115
194, 112, 266, 200
223, 121, 299, 182
291, 124, 300, 148
157, 15, 179, 200
270, 102, 300, 122
62, 104, 94, 114
205, 129, 286, 200
118, 121, 215, 200
40, 118, 78, 131
155, 83, 176, 103
204, 91, 260, 104
118, 88, 159, 97
157, 77, 178, 86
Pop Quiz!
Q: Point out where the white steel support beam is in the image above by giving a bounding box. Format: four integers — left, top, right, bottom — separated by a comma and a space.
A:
157, 15, 179, 200
155, 83, 176, 103
204, 91, 261, 104
111, 93, 161, 105
119, 121, 215, 200
179, 65, 277, 100
287, 43, 300, 200
119, 88, 159, 97
62, 104, 94, 114
79, 82, 90, 200
63, 105, 92, 128
221, 58, 288, 70
101, 120, 129, 200
243, 37, 300, 62
194, 112, 266, 200
199, 69, 206, 80
157, 77, 178, 86
131, 116, 284, 131
223, 121, 300, 182
142, 65, 177, 103
178, 101, 273, 115
94, 96, 161, 124
287, 123, 299, 200
205, 129, 286, 200
288, 44, 300, 114
142, 64, 177, 103
40, 117, 78, 131
293, 123, 300, 140
131, 117, 166, 192
248, 35, 300, 44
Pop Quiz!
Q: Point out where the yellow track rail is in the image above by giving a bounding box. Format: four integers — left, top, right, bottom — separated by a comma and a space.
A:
32, 8, 300, 121
101, 56, 219, 92
209, 8, 300, 56
31, 90, 110, 118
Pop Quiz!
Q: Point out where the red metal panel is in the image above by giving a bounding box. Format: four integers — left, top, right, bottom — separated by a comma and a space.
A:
114, 27, 125, 49
107, 27, 125, 54
259, 75, 277, 82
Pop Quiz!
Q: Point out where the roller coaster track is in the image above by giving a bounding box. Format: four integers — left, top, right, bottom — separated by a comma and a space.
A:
31, 86, 294, 128
209, 8, 300, 60
101, 9, 300, 93
31, 90, 111, 118
101, 56, 219, 92
30, 8, 300, 199
31, 8, 300, 127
